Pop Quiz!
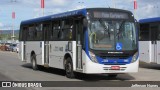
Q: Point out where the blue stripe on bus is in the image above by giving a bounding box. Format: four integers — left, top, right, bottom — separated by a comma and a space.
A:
139, 17, 160, 23
96, 56, 133, 64
85, 30, 91, 60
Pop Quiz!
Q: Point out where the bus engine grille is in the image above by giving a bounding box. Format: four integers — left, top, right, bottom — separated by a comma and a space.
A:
99, 53, 130, 59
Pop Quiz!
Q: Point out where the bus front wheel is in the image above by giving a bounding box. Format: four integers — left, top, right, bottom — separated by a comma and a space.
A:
31, 54, 38, 70
65, 57, 75, 78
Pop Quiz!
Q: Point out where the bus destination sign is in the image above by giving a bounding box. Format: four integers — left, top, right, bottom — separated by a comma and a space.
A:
93, 11, 129, 19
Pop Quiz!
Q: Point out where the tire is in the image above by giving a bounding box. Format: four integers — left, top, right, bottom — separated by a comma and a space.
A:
65, 57, 75, 78
31, 54, 38, 70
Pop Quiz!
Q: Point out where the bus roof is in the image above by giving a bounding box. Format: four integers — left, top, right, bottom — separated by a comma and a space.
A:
139, 17, 160, 24
21, 8, 87, 25
21, 8, 132, 25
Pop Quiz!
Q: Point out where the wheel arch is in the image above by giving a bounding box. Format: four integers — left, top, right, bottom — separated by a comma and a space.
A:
63, 53, 72, 69
30, 50, 38, 70
30, 50, 36, 61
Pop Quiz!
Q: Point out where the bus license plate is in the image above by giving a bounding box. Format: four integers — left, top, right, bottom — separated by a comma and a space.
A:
111, 66, 120, 70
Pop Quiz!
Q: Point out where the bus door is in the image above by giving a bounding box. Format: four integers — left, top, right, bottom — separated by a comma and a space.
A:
150, 24, 159, 63
75, 19, 83, 70
43, 24, 50, 66
156, 24, 160, 64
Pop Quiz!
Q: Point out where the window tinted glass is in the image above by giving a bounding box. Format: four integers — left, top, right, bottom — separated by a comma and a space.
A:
139, 24, 149, 41
50, 19, 73, 41
35, 24, 43, 41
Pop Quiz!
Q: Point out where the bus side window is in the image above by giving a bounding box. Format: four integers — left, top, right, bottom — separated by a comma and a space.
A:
27, 26, 36, 41
50, 23, 54, 40
62, 19, 73, 40
75, 19, 83, 44
43, 24, 50, 41
35, 24, 43, 41
22, 27, 28, 41
139, 24, 149, 41
19, 27, 22, 41
58, 30, 64, 39
51, 21, 61, 40
157, 25, 160, 40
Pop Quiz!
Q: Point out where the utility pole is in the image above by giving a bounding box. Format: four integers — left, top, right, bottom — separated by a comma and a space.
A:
12, 11, 15, 41
11, 0, 16, 42
134, 0, 137, 19
41, 0, 45, 16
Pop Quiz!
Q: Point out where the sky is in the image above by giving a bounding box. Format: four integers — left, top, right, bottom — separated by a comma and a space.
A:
0, 0, 159, 30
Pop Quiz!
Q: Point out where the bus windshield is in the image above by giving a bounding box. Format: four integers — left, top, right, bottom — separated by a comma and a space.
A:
88, 19, 137, 51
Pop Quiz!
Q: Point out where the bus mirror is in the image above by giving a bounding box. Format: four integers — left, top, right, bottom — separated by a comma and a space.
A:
83, 19, 88, 27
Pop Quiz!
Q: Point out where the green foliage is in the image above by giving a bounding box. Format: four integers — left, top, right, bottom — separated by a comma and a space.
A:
0, 34, 19, 40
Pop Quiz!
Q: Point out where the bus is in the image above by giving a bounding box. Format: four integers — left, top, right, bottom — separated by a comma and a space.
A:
19, 8, 139, 78
139, 17, 160, 64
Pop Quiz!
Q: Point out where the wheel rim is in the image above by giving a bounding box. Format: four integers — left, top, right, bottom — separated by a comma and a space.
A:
66, 62, 72, 75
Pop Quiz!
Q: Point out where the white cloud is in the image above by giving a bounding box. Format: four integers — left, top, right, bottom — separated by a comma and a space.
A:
22, 0, 75, 18
33, 8, 41, 12
51, 8, 62, 13
45, 0, 74, 10
21, 0, 39, 5
136, 0, 160, 19
50, 0, 68, 6
19, 0, 74, 8
74, 5, 86, 10
0, 22, 4, 27
0, 23, 13, 30
108, 0, 160, 20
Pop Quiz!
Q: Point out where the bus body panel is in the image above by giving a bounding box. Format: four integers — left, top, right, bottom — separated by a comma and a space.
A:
72, 41, 77, 71
19, 41, 23, 61
42, 41, 44, 65
156, 41, 160, 64
48, 41, 75, 69
139, 41, 151, 63
25, 41, 43, 65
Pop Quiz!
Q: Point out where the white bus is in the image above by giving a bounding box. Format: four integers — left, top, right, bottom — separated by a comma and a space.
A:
139, 17, 160, 64
19, 8, 139, 78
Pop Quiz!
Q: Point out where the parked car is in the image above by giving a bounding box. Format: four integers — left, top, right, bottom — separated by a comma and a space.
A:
9, 44, 17, 52
5, 43, 12, 51
13, 44, 19, 53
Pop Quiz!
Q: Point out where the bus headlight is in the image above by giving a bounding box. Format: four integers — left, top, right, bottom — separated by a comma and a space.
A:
131, 52, 138, 63
89, 51, 98, 63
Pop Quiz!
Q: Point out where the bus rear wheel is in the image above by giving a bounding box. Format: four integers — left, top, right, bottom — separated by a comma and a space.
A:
65, 57, 75, 78
31, 54, 38, 70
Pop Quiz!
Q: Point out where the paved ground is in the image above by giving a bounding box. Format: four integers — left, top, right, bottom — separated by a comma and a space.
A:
0, 51, 160, 90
